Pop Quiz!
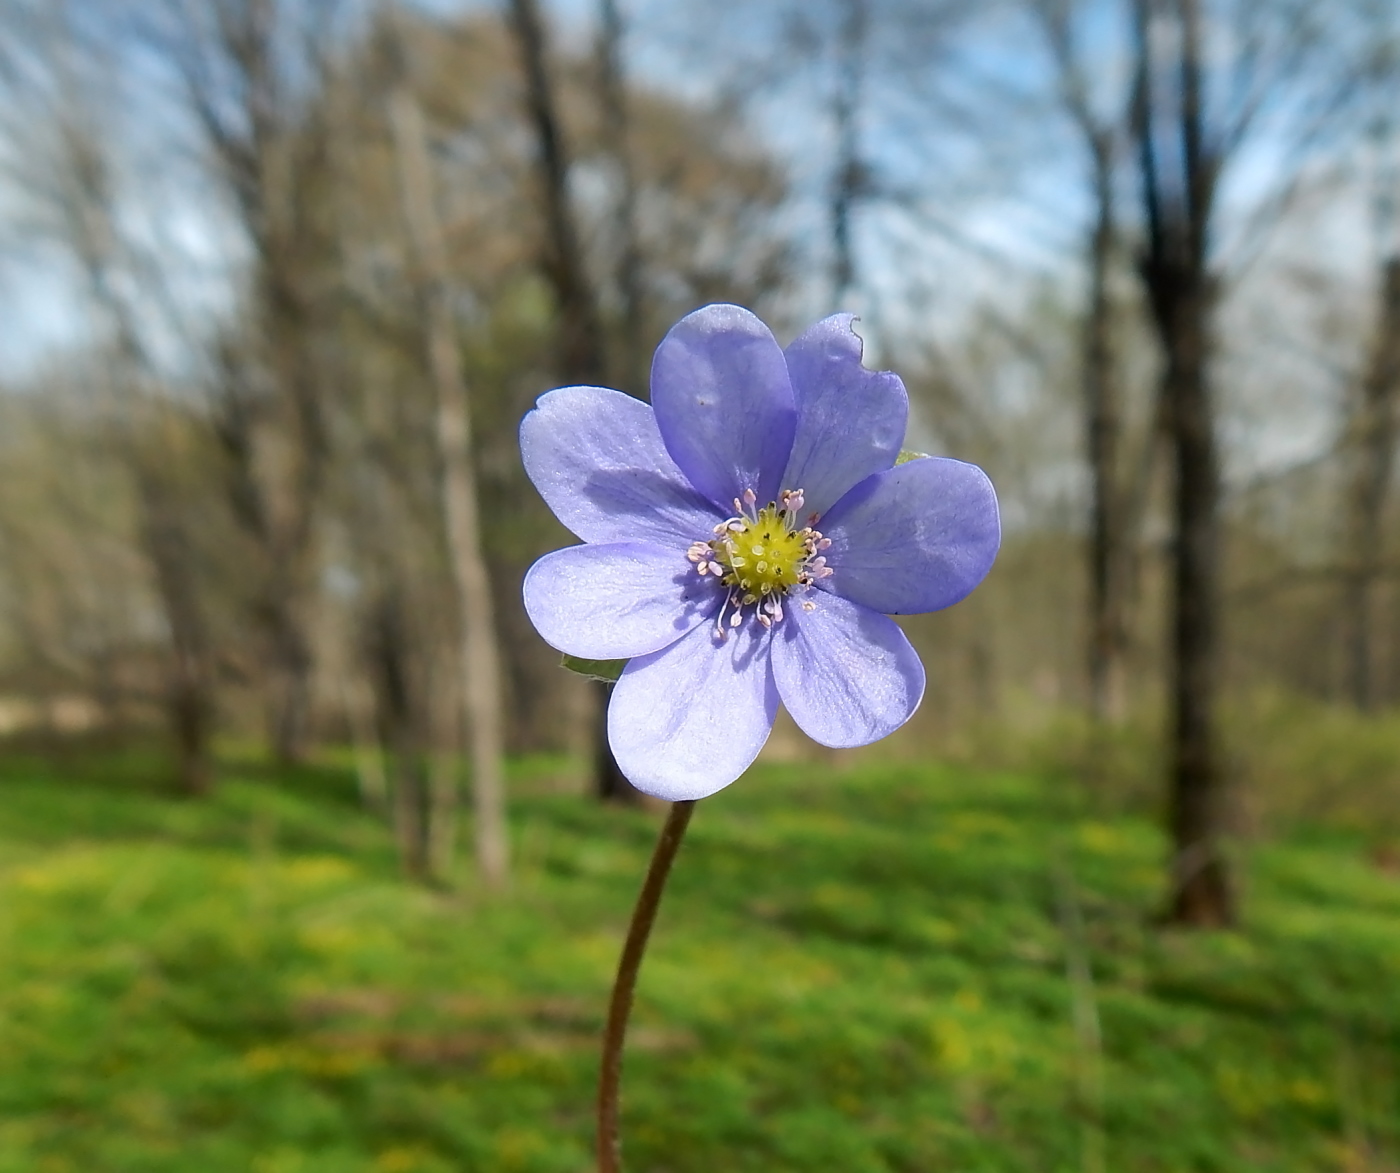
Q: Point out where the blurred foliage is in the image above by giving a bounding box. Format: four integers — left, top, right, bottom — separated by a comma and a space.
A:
0, 745, 1396, 1171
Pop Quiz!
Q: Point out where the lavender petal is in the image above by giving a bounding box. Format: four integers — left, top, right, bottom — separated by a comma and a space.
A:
771, 592, 925, 747
650, 304, 797, 511
520, 385, 722, 547
818, 457, 1000, 614
780, 314, 908, 515
523, 543, 721, 659
608, 617, 777, 800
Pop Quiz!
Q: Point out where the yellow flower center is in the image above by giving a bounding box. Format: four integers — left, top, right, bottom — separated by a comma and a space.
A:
712, 504, 808, 599
686, 488, 833, 637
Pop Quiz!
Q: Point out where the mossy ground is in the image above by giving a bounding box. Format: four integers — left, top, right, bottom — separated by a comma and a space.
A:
0, 746, 1397, 1172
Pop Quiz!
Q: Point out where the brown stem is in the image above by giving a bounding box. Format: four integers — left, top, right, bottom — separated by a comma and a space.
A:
597, 799, 697, 1173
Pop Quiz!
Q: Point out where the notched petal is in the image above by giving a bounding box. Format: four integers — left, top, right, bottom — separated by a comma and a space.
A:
780, 313, 908, 516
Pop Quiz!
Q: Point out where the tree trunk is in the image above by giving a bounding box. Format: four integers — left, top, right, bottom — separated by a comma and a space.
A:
1160, 278, 1232, 926
595, 0, 646, 396
1083, 144, 1129, 724
368, 588, 429, 881
829, 0, 868, 309
51, 97, 219, 796
137, 467, 215, 796
390, 88, 510, 887
171, 0, 328, 765
1342, 257, 1400, 711
1035, 0, 1133, 725
1133, 0, 1233, 927
507, 0, 643, 803
507, 0, 607, 382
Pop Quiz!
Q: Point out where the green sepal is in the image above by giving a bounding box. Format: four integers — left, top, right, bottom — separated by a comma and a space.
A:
561, 654, 627, 683
896, 449, 930, 465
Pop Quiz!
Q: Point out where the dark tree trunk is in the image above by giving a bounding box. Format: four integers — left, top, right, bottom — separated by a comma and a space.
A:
1343, 257, 1400, 711
507, 0, 642, 803
507, 0, 606, 383
1158, 277, 1231, 925
1133, 0, 1233, 927
367, 588, 429, 880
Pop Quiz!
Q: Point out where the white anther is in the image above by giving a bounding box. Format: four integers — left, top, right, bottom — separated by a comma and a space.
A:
743, 488, 757, 505
757, 613, 772, 629
819, 566, 834, 578
696, 562, 709, 575
730, 610, 743, 628
817, 537, 832, 551
708, 562, 724, 577
727, 521, 745, 533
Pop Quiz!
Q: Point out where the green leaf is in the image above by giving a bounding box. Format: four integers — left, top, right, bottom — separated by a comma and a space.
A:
561, 654, 627, 683
895, 449, 930, 465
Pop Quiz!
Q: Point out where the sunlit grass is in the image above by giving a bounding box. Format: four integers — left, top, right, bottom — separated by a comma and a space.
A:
0, 747, 1396, 1171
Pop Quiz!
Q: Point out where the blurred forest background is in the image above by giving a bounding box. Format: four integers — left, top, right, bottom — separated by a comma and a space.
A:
4, 1, 1400, 1169
1, 0, 1399, 905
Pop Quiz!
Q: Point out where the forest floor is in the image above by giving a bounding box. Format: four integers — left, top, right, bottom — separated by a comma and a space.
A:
0, 744, 1397, 1172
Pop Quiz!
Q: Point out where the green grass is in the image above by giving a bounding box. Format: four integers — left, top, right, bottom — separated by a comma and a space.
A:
0, 747, 1397, 1172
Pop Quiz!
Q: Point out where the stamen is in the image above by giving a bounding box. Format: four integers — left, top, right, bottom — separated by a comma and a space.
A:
692, 488, 832, 633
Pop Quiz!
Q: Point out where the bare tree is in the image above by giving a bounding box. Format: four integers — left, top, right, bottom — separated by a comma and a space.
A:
595, 0, 646, 395
1131, 0, 1232, 925
1339, 22, 1400, 711
161, 0, 336, 762
1340, 258, 1400, 710
829, 0, 869, 309
506, 0, 641, 803
1037, 0, 1133, 723
389, 82, 510, 887
3, 8, 217, 792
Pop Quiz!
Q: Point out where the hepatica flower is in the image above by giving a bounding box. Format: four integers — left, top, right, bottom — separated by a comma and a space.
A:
521, 304, 1000, 800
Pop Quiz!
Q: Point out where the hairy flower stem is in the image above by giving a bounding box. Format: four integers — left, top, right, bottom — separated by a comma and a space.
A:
597, 799, 696, 1173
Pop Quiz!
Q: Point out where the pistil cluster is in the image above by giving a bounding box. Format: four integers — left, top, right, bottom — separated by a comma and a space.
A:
687, 488, 833, 638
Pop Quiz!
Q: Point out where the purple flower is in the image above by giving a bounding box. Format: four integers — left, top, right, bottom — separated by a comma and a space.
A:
520, 304, 1000, 801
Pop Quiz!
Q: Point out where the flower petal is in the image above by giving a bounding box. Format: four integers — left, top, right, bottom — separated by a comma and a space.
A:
771, 592, 925, 748
520, 385, 721, 546
818, 457, 1000, 614
650, 304, 797, 511
780, 314, 908, 515
608, 617, 777, 801
522, 543, 721, 659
